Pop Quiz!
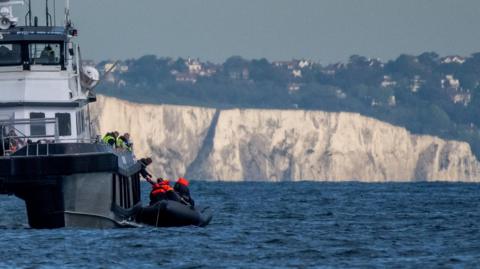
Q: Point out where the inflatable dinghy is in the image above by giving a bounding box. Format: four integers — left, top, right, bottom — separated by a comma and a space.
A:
136, 200, 213, 227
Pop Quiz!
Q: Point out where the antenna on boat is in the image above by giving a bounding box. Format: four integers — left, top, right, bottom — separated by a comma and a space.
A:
0, 0, 24, 30
45, 0, 52, 26
24, 0, 31, 26
65, 0, 70, 26
53, 0, 56, 26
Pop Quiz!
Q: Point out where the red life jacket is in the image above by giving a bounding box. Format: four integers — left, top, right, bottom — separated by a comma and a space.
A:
176, 178, 189, 187
150, 182, 173, 197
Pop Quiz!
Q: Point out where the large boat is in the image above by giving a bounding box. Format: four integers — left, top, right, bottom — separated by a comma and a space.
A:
0, 0, 212, 228
0, 0, 145, 228
0, 0, 212, 229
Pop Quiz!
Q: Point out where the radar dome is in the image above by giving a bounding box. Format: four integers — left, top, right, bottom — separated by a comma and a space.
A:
80, 66, 100, 90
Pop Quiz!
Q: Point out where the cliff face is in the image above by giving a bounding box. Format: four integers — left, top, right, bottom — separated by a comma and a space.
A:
91, 96, 216, 179
91, 95, 480, 182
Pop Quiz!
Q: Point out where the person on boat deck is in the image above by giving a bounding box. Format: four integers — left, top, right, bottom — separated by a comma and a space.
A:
123, 133, 133, 150
149, 178, 183, 206
6, 129, 23, 153
102, 131, 119, 147
174, 178, 195, 208
138, 157, 153, 181
116, 133, 133, 151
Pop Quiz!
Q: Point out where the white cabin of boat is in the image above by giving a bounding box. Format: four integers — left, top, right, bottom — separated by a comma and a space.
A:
0, 0, 97, 153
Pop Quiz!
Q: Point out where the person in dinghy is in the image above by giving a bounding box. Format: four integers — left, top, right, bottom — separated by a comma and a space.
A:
137, 177, 212, 227
147, 178, 184, 205
174, 178, 195, 208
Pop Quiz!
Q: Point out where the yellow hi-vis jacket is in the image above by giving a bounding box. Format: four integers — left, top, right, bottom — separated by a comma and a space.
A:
116, 137, 132, 151
102, 134, 116, 147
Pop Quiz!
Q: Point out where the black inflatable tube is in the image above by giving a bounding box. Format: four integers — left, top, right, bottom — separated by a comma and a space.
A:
135, 200, 213, 228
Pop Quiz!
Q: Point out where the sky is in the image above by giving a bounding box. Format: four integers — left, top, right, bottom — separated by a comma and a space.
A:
16, 0, 480, 63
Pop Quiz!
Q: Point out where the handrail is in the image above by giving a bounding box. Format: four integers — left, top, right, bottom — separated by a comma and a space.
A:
0, 118, 59, 124
8, 138, 100, 158
1, 117, 60, 156
75, 44, 82, 97
0, 117, 103, 157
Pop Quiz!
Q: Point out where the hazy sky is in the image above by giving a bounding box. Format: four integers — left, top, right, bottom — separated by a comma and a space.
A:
18, 0, 480, 63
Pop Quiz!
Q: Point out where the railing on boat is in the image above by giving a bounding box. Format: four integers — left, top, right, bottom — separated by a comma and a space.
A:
0, 118, 98, 156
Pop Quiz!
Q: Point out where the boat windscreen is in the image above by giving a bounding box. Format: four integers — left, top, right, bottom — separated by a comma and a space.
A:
0, 43, 22, 66
29, 43, 62, 65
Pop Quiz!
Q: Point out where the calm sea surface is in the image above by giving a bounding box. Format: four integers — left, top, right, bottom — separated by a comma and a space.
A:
0, 181, 479, 268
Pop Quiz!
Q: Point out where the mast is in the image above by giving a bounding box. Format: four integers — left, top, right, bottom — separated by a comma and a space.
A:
45, 0, 48, 26
65, 0, 70, 26
53, 0, 56, 26
45, 0, 53, 27
24, 0, 31, 26
28, 0, 31, 25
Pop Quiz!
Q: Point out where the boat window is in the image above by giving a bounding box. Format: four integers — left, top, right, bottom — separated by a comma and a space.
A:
30, 113, 46, 136
76, 110, 85, 135
0, 43, 22, 66
29, 43, 61, 65
55, 113, 72, 136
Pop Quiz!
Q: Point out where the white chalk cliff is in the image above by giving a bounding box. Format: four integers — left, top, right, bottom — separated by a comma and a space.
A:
91, 95, 480, 182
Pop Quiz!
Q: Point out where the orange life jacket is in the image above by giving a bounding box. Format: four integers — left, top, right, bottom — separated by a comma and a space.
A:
150, 182, 173, 197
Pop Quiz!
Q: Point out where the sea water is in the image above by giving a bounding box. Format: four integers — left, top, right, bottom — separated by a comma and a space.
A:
0, 182, 479, 268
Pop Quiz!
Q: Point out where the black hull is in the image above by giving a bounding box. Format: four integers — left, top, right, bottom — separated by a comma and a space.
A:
0, 143, 142, 229
0, 143, 213, 229
136, 201, 213, 228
